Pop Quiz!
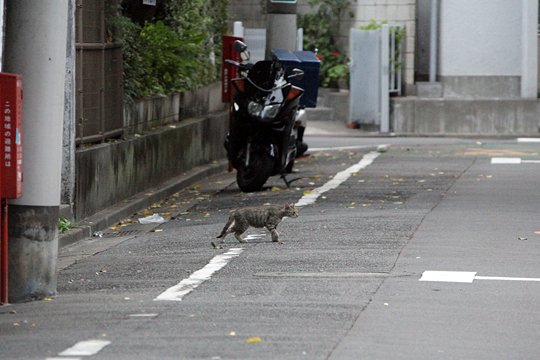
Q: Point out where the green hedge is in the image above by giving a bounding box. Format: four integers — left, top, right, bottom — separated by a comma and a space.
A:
109, 0, 228, 100
298, 0, 352, 88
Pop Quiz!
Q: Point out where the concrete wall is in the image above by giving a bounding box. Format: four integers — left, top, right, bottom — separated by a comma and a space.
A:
437, 0, 528, 98
74, 84, 228, 221
229, 0, 266, 29
439, 0, 521, 77
392, 97, 540, 135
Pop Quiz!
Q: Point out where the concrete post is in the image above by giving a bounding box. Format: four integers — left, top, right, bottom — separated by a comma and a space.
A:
4, 0, 69, 302
265, 0, 297, 59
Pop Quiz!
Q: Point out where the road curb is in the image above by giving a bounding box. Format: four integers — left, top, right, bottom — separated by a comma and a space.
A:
59, 160, 228, 249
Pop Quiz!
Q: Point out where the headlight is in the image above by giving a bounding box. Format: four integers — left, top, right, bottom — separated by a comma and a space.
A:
261, 104, 280, 119
248, 101, 263, 116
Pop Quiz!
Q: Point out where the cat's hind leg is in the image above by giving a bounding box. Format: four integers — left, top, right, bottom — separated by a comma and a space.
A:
213, 220, 236, 249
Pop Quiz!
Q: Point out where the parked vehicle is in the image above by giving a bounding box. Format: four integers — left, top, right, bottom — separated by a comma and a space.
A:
225, 40, 305, 192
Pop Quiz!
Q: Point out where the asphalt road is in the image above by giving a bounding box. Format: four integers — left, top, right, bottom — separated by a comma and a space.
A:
2, 133, 540, 359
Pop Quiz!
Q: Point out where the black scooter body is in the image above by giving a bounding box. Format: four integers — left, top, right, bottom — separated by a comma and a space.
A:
225, 59, 303, 192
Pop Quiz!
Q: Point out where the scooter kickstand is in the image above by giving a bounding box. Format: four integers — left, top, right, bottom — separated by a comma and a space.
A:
281, 174, 291, 188
281, 173, 302, 188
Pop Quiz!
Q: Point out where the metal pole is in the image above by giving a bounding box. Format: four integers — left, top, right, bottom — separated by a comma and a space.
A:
296, 28, 303, 51
380, 25, 390, 133
1, 199, 7, 304
429, 0, 438, 82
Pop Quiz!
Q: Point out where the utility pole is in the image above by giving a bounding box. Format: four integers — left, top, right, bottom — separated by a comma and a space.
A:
265, 0, 298, 59
4, 0, 70, 302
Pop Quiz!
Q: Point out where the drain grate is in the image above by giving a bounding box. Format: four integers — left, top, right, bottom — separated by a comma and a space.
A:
102, 229, 143, 238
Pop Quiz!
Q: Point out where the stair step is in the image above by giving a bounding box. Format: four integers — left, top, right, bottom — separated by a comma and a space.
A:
305, 107, 334, 121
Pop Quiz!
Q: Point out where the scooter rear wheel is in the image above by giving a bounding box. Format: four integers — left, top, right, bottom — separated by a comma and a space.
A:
237, 152, 274, 192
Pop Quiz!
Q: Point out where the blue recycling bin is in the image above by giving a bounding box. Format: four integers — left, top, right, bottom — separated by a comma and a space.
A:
271, 49, 320, 108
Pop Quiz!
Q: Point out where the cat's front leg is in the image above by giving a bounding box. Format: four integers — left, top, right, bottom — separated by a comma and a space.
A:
270, 229, 282, 243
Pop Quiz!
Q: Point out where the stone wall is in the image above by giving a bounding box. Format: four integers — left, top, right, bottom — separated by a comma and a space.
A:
74, 84, 228, 221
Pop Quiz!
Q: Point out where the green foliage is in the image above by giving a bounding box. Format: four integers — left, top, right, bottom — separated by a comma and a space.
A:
140, 21, 200, 94
108, 0, 228, 100
298, 0, 353, 88
58, 217, 74, 233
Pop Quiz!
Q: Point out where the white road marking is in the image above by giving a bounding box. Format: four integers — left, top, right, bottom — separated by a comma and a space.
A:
295, 150, 382, 207
129, 313, 159, 318
420, 271, 540, 283
154, 248, 244, 301
420, 271, 477, 283
491, 157, 540, 164
517, 138, 540, 143
46, 358, 81, 360
491, 157, 522, 164
309, 145, 374, 152
58, 340, 111, 357
475, 276, 540, 282
244, 233, 266, 241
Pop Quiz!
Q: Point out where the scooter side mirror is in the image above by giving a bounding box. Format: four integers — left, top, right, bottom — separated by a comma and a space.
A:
232, 40, 250, 62
288, 68, 304, 81
233, 40, 248, 52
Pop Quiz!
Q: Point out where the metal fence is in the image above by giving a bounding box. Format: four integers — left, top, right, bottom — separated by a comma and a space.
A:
75, 0, 123, 144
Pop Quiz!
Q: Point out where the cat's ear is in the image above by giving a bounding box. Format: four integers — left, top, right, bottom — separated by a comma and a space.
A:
285, 203, 291, 208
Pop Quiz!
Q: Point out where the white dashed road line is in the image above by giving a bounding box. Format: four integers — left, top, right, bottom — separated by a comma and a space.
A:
420, 270, 540, 283
154, 248, 244, 301
491, 157, 540, 164
295, 150, 382, 207
54, 339, 111, 357
517, 138, 540, 143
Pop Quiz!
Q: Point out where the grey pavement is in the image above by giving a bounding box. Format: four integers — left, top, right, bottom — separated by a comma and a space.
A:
3, 120, 540, 359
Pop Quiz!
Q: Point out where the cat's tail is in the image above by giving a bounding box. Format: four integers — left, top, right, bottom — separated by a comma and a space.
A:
216, 219, 232, 238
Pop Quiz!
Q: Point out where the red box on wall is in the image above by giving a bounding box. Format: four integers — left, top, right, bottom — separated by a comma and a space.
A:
0, 73, 23, 199
222, 35, 243, 103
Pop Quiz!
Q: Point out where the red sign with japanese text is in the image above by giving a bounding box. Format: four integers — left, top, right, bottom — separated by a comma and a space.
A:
0, 74, 23, 199
222, 35, 243, 103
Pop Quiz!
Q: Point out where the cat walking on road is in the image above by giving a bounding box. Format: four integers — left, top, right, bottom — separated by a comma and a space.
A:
212, 203, 299, 248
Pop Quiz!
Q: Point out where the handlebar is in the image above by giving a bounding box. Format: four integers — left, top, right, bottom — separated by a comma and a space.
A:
225, 59, 251, 72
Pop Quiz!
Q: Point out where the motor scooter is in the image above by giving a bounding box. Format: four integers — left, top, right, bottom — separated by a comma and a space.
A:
225, 40, 305, 192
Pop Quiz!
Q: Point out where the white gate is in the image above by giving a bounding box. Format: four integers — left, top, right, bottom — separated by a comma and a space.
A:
349, 25, 402, 133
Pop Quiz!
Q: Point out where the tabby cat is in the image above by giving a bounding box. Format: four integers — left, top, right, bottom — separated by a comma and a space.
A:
212, 203, 299, 248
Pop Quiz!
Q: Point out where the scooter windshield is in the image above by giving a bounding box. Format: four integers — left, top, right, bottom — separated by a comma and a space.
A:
247, 61, 282, 91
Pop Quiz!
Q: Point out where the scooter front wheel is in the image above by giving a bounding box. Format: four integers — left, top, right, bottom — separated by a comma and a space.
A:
237, 152, 274, 192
